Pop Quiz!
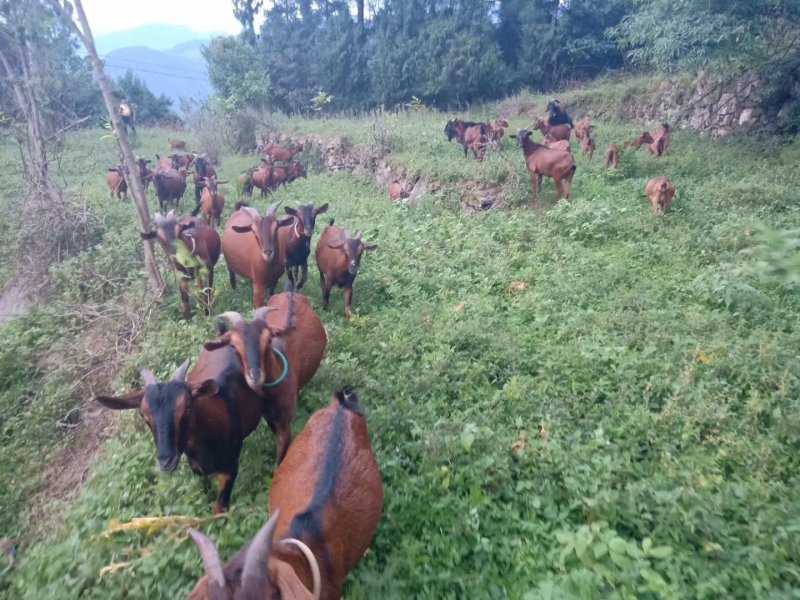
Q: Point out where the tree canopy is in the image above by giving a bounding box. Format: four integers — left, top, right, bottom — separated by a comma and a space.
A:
202, 0, 799, 117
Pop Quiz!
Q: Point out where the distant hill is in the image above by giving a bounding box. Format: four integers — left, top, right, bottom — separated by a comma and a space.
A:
103, 39, 214, 113
95, 24, 222, 55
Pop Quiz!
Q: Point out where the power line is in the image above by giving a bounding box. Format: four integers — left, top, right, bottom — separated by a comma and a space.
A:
100, 54, 207, 74
104, 62, 209, 82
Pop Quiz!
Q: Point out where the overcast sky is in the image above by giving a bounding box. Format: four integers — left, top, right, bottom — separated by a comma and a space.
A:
79, 0, 244, 36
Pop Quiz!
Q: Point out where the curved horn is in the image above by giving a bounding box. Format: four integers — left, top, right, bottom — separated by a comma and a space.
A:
172, 358, 191, 383
165, 209, 176, 222
241, 511, 280, 597
252, 307, 271, 322
140, 368, 158, 388
266, 199, 283, 218
187, 529, 226, 600
240, 206, 260, 219
219, 311, 245, 327
153, 213, 165, 226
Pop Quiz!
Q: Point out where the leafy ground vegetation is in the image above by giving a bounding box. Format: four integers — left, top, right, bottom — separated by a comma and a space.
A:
1, 100, 800, 598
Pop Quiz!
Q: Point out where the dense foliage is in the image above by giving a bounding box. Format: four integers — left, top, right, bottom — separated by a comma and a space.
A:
2, 86, 800, 596
203, 0, 800, 122
205, 0, 632, 113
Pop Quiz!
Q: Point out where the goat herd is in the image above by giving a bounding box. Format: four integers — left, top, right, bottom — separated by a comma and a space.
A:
102, 136, 379, 598
96, 100, 676, 598
443, 99, 676, 212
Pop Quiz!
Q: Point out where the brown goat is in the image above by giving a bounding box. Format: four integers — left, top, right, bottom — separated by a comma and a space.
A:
223, 201, 294, 308
155, 153, 177, 172
251, 162, 273, 197
175, 152, 196, 169
153, 167, 190, 212
388, 181, 408, 202
648, 123, 671, 157
192, 154, 218, 213
487, 117, 509, 146
199, 176, 228, 228
169, 139, 187, 150
580, 135, 596, 160
444, 118, 490, 161
269, 162, 307, 191
264, 143, 304, 164
279, 203, 329, 290
622, 131, 655, 151
315, 222, 377, 321
533, 117, 571, 142
512, 129, 577, 203
645, 177, 676, 215
574, 118, 593, 141
136, 157, 153, 193
141, 210, 221, 319
95, 348, 264, 514
106, 166, 127, 200
187, 389, 383, 600
204, 292, 327, 464
604, 144, 619, 170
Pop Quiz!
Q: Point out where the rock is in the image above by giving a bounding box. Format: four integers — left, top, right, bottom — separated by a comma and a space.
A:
739, 108, 754, 125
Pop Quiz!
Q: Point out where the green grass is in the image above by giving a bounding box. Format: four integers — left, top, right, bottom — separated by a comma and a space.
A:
2, 108, 800, 598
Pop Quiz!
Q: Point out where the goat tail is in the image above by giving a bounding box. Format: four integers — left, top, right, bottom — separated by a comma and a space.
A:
570, 165, 577, 175
328, 218, 335, 226
334, 388, 366, 417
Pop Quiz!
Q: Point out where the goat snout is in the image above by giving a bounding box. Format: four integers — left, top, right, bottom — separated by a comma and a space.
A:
246, 367, 263, 388
158, 454, 180, 472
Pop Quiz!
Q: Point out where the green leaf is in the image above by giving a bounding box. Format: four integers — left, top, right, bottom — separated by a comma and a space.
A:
649, 545, 674, 559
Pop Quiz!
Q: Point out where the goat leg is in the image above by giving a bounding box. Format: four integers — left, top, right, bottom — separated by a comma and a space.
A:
213, 466, 238, 515
179, 275, 191, 320
345, 286, 353, 321
297, 264, 308, 290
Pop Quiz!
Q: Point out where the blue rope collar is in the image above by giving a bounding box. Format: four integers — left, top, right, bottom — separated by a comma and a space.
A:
263, 347, 289, 388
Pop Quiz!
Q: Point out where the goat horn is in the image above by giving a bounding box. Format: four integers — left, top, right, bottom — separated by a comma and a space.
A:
266, 199, 283, 218
241, 511, 280, 597
219, 311, 244, 326
172, 358, 191, 383
187, 529, 226, 600
166, 209, 176, 222
252, 307, 271, 322
153, 213, 164, 226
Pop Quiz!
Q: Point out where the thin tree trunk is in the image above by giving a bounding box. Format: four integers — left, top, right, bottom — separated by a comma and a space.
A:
48, 0, 164, 295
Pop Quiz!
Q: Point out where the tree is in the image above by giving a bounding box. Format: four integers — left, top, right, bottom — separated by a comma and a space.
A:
610, 0, 800, 75
232, 0, 263, 47
203, 36, 271, 111
48, 0, 164, 295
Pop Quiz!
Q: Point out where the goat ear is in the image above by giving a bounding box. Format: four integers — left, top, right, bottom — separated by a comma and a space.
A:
509, 134, 517, 139
190, 379, 219, 399
232, 224, 253, 234
277, 216, 295, 227
204, 332, 231, 351
326, 241, 345, 249
284, 206, 298, 216
313, 203, 329, 215
216, 179, 229, 185
179, 222, 195, 232
363, 243, 378, 251
95, 390, 144, 410
140, 231, 157, 240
